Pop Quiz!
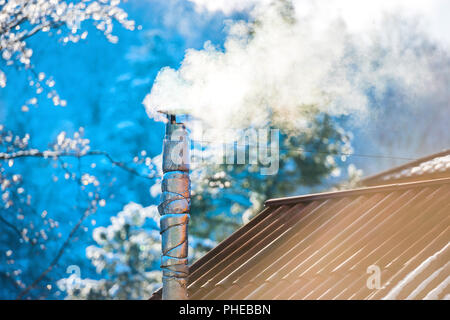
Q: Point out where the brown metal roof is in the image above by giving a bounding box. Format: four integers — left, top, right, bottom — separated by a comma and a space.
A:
150, 177, 450, 300
362, 149, 450, 186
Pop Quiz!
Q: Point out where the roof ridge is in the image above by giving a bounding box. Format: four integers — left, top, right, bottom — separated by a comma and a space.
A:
361, 149, 450, 185
265, 177, 450, 206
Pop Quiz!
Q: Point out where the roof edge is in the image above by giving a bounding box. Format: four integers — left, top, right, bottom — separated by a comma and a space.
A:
265, 177, 450, 206
361, 149, 450, 185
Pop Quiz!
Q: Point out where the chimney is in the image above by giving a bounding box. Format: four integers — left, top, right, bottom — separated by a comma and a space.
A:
158, 114, 190, 300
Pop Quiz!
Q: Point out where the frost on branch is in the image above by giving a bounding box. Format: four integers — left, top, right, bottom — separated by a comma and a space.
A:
0, 126, 32, 211
0, 0, 135, 87
53, 127, 90, 156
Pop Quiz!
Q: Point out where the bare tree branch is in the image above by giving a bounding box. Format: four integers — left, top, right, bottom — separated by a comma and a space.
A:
0, 214, 22, 238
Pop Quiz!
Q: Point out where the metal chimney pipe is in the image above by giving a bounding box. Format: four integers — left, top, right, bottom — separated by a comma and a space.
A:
158, 114, 190, 300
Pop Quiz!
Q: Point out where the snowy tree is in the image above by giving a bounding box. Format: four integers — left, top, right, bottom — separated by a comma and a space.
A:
0, 0, 219, 300
56, 203, 162, 299
0, 0, 134, 89
189, 113, 354, 242
0, 0, 144, 299
0, 125, 160, 299
57, 202, 215, 299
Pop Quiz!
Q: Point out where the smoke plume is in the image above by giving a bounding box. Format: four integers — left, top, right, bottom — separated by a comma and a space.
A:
144, 0, 448, 144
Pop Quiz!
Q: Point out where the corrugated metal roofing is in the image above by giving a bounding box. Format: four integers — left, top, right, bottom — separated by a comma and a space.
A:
150, 177, 450, 300
362, 149, 450, 186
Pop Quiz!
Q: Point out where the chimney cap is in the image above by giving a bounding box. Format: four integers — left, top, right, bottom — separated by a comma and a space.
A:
157, 111, 177, 124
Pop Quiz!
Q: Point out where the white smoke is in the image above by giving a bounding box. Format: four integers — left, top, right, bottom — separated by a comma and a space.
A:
187, 0, 264, 15
188, 0, 450, 49
144, 0, 447, 139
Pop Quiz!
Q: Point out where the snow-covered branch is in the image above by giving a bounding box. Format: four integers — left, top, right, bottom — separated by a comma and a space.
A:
0, 149, 158, 180
0, 0, 135, 87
